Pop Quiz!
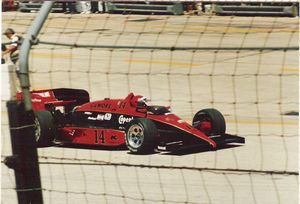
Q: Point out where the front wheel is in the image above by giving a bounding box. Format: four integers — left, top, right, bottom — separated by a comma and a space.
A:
34, 111, 56, 147
192, 108, 226, 136
125, 118, 158, 154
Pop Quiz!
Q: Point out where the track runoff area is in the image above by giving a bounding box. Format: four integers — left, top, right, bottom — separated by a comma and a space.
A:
2, 11, 298, 204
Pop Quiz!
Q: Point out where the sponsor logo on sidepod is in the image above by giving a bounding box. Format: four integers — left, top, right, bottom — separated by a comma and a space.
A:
118, 115, 133, 124
88, 113, 112, 121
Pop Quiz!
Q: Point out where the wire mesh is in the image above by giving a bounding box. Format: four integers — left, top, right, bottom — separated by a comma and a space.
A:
2, 7, 298, 204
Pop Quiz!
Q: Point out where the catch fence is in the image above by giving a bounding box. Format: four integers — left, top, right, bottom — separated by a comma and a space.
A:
2, 8, 298, 204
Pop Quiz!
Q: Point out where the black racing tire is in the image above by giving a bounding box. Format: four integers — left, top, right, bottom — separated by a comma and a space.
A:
192, 108, 226, 136
34, 110, 56, 147
125, 118, 157, 154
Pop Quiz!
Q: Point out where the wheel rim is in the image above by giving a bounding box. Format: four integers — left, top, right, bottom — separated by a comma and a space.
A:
127, 124, 144, 149
34, 118, 41, 142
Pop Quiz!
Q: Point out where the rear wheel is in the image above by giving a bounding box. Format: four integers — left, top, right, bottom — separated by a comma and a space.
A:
34, 111, 56, 147
192, 108, 226, 136
125, 118, 157, 154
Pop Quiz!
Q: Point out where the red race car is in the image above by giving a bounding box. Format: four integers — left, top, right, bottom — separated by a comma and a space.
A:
17, 88, 245, 154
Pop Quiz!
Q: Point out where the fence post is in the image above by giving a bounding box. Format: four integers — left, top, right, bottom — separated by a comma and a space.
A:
5, 101, 43, 204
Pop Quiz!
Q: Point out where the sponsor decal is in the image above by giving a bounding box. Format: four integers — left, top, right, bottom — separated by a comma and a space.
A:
69, 129, 76, 136
104, 113, 112, 120
88, 116, 97, 121
111, 135, 117, 140
118, 101, 126, 108
88, 113, 112, 121
91, 103, 111, 109
36, 92, 50, 97
118, 115, 133, 124
96, 114, 105, 120
32, 98, 42, 102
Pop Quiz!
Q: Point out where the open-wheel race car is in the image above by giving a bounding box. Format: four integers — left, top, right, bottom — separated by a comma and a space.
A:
16, 88, 245, 154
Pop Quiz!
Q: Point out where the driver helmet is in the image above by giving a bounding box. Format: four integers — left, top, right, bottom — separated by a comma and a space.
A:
131, 95, 148, 107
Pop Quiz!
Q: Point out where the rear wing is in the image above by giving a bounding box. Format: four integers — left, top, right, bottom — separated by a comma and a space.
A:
16, 88, 90, 111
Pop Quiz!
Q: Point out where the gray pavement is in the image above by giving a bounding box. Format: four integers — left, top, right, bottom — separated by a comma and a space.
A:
2, 12, 298, 203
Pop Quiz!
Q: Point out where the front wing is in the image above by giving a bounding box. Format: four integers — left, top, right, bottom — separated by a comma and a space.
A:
157, 134, 245, 152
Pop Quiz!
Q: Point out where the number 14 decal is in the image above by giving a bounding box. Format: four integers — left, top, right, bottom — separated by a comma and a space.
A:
95, 130, 105, 144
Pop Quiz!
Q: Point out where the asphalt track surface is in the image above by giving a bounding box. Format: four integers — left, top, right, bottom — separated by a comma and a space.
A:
2, 12, 299, 204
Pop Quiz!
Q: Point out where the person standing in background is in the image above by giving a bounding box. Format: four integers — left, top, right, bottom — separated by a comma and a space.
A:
91, 1, 99, 13
98, 1, 105, 13
80, 1, 91, 14
2, 28, 23, 76
90, 1, 105, 13
2, 28, 22, 65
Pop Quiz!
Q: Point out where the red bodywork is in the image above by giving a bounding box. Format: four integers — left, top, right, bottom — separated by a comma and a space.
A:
17, 89, 225, 149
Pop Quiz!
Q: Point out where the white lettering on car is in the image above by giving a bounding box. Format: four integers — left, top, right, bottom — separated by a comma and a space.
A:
104, 113, 112, 120
36, 92, 50, 97
97, 114, 104, 120
88, 116, 97, 120
118, 115, 133, 124
69, 129, 76, 136
88, 113, 112, 121
32, 98, 42, 102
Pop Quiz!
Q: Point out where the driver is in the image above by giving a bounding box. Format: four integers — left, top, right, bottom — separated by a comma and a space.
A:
130, 95, 148, 107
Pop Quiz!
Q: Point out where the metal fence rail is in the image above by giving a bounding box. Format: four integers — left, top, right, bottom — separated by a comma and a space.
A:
107, 2, 184, 15
213, 4, 298, 16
